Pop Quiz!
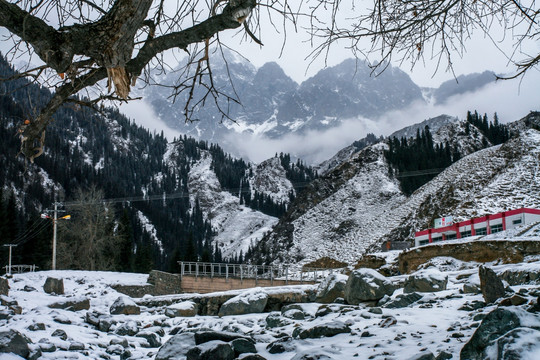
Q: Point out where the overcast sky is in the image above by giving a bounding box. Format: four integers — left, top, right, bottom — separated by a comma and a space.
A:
2, 1, 539, 165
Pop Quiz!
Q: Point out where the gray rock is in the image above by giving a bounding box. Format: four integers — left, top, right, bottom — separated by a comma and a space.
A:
484, 327, 540, 360
280, 304, 303, 313
110, 337, 129, 348
344, 268, 395, 304
69, 341, 85, 351
99, 317, 115, 332
231, 338, 256, 356
218, 289, 268, 317
382, 292, 423, 309
290, 351, 334, 360
266, 336, 295, 354
500, 268, 540, 285
43, 277, 64, 295
28, 323, 46, 331
315, 274, 348, 303
136, 331, 162, 348
237, 355, 267, 360
23, 285, 37, 292
265, 312, 291, 328
0, 295, 17, 306
463, 282, 481, 294
155, 333, 196, 360
110, 296, 140, 315
407, 350, 435, 360
0, 329, 31, 358
282, 309, 305, 320
115, 320, 139, 336
107, 344, 125, 355
435, 351, 453, 360
186, 340, 235, 360
404, 269, 448, 293
38, 342, 56, 353
479, 266, 505, 304
49, 297, 90, 311
194, 331, 251, 345
51, 329, 68, 340
0, 278, 9, 296
460, 307, 529, 359
165, 301, 198, 317
294, 320, 351, 339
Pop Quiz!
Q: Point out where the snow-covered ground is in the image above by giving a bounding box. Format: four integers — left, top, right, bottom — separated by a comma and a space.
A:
2, 257, 540, 359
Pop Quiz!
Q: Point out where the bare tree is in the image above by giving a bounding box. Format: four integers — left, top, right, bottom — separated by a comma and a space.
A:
0, 0, 276, 161
1, 0, 538, 162
58, 186, 122, 271
310, 0, 540, 78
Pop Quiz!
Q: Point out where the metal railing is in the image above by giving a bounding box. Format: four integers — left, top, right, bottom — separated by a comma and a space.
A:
4, 264, 37, 275
178, 261, 344, 283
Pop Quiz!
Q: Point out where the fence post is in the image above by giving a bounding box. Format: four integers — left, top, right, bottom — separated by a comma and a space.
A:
211, 264, 214, 278
285, 266, 289, 285
196, 263, 199, 277
226, 264, 229, 281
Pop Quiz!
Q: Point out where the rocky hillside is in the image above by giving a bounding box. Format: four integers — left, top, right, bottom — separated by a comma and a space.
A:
250, 113, 540, 268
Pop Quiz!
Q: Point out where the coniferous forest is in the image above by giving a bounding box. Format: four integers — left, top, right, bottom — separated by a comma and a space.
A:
0, 55, 316, 273
385, 114, 511, 196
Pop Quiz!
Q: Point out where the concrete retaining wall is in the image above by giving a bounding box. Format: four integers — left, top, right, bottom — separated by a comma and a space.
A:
148, 270, 182, 295
180, 275, 314, 294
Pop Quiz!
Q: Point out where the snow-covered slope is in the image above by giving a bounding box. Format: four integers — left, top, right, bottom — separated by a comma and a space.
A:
3, 258, 540, 359
256, 118, 540, 269
188, 151, 278, 259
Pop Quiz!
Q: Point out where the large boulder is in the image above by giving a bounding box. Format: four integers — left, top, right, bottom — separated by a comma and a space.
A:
218, 288, 268, 317
155, 333, 196, 360
403, 268, 448, 293
49, 297, 90, 311
479, 265, 505, 303
0, 329, 31, 358
43, 277, 64, 295
194, 331, 251, 345
0, 278, 8, 296
382, 292, 423, 309
110, 296, 140, 315
344, 268, 395, 304
315, 274, 348, 303
460, 307, 538, 359
186, 340, 235, 360
293, 320, 351, 339
165, 301, 198, 317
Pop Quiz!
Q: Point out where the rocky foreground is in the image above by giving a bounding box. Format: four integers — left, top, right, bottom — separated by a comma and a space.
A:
1, 257, 540, 360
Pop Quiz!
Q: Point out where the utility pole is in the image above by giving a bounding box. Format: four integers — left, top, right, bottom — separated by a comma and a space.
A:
3, 244, 17, 275
42, 202, 70, 271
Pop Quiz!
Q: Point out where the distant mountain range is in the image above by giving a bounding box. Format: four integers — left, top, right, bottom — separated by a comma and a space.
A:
142, 52, 497, 145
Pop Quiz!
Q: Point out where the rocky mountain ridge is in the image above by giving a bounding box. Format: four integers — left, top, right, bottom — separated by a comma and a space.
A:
142, 52, 496, 146
250, 112, 540, 268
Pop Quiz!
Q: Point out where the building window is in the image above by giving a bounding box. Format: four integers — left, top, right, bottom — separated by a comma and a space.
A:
476, 227, 487, 235
432, 236, 443, 242
419, 240, 429, 246
490, 224, 503, 233
446, 234, 457, 240
460, 230, 472, 238
512, 219, 522, 225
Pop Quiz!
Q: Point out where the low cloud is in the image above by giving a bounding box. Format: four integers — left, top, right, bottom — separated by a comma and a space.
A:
222, 71, 540, 165
124, 71, 539, 166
